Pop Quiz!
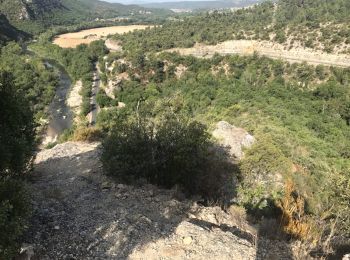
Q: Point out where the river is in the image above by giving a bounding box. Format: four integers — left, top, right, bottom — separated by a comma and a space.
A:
42, 61, 73, 145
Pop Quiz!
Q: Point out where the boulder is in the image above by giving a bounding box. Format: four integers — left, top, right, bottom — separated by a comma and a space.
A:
212, 121, 255, 160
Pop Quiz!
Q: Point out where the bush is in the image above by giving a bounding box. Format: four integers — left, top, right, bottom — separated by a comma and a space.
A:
96, 90, 113, 108
102, 117, 235, 198
72, 127, 103, 142
277, 180, 319, 241
0, 180, 30, 259
237, 138, 293, 215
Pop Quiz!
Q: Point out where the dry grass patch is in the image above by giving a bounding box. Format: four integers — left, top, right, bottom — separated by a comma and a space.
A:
53, 25, 153, 48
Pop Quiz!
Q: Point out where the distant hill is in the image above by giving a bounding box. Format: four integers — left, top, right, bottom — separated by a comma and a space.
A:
0, 0, 161, 34
139, 0, 263, 11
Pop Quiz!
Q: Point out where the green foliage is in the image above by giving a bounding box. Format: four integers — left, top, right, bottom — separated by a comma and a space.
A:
0, 42, 58, 120
96, 89, 113, 108
0, 180, 30, 259
0, 71, 34, 259
117, 3, 275, 52
240, 138, 293, 179
237, 138, 292, 215
0, 71, 35, 176
102, 117, 211, 194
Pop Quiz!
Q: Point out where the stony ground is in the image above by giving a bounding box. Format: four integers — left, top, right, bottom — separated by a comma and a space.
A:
22, 142, 297, 260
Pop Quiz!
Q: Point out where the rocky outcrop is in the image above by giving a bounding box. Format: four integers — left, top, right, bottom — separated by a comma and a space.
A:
67, 80, 82, 117
105, 39, 122, 52
0, 0, 63, 21
213, 121, 255, 160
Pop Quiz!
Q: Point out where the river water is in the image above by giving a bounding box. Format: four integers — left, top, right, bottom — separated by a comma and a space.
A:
42, 61, 73, 145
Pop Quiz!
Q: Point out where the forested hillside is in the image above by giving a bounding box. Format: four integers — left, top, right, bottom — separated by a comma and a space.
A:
116, 0, 350, 53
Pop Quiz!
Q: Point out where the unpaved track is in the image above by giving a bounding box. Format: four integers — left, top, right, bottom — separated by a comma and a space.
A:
22, 142, 295, 259
166, 40, 350, 68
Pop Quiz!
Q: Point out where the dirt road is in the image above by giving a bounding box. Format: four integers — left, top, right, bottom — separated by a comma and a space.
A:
166, 40, 350, 68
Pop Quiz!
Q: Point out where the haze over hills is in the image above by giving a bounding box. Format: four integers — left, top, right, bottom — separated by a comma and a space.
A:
106, 0, 263, 11
141, 0, 263, 11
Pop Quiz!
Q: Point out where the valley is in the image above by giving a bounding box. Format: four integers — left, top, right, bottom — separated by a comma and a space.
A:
1, 0, 350, 259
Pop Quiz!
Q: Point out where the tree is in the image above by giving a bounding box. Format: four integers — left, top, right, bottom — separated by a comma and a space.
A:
0, 71, 34, 176
0, 71, 34, 259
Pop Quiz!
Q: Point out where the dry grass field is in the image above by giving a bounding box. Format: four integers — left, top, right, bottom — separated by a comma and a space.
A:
53, 25, 151, 48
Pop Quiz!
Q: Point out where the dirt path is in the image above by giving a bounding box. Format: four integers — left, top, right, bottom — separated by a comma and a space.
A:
22, 142, 295, 259
165, 40, 350, 68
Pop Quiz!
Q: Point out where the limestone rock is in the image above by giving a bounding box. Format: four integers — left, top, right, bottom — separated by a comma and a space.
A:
212, 121, 255, 160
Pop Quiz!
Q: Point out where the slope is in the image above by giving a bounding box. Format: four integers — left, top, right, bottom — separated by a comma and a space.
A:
21, 141, 295, 259
0, 13, 27, 45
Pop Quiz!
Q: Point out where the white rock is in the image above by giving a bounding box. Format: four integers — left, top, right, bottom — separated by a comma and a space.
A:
212, 121, 255, 160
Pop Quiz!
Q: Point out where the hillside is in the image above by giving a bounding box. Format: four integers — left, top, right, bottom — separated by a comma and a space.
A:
117, 0, 350, 54
1, 0, 350, 259
0, 14, 26, 45
21, 141, 299, 259
0, 0, 160, 34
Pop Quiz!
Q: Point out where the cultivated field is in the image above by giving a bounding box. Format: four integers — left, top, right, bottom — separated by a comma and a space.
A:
53, 25, 151, 48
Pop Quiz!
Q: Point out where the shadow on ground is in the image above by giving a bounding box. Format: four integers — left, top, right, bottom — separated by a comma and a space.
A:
19, 143, 295, 259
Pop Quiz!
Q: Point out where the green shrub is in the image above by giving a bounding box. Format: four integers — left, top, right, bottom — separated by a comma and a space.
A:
0, 180, 30, 259
237, 138, 293, 215
96, 90, 113, 108
102, 116, 236, 198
